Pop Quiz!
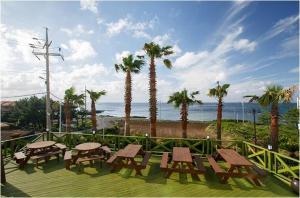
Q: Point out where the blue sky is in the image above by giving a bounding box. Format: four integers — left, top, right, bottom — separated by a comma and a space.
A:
1, 1, 299, 103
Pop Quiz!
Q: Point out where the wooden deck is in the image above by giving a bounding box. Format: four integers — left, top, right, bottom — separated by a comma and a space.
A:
1, 156, 297, 197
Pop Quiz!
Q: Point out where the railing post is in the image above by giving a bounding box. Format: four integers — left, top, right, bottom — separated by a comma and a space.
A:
1, 153, 6, 184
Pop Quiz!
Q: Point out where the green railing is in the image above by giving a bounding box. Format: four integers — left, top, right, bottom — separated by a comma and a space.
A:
243, 141, 299, 185
48, 132, 241, 156
1, 132, 299, 186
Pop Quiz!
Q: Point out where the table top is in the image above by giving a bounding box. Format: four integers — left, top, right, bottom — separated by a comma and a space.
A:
27, 141, 56, 149
217, 149, 252, 166
117, 144, 142, 158
75, 142, 101, 151
172, 147, 193, 163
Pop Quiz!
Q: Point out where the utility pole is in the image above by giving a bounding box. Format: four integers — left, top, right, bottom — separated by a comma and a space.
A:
30, 27, 64, 140
85, 85, 87, 128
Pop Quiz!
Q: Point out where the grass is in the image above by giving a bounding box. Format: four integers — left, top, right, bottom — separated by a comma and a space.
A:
1, 156, 297, 197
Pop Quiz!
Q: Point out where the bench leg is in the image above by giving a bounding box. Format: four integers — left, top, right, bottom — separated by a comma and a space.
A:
36, 159, 39, 168
65, 160, 71, 170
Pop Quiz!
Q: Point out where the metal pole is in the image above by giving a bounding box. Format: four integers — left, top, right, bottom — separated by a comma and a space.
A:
59, 101, 62, 133
45, 27, 51, 139
84, 85, 87, 128
242, 101, 245, 123
253, 108, 257, 145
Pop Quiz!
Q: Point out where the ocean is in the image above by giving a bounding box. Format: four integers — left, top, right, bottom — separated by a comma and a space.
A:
96, 102, 297, 122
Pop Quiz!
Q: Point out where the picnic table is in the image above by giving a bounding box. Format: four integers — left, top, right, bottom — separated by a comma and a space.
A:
72, 142, 102, 164
107, 144, 151, 176
214, 149, 261, 185
25, 141, 60, 167
165, 147, 205, 180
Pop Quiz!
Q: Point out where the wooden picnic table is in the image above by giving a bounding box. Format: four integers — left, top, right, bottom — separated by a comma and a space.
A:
216, 149, 261, 186
165, 147, 205, 180
110, 144, 147, 176
73, 142, 101, 164
27, 141, 56, 150
25, 141, 59, 166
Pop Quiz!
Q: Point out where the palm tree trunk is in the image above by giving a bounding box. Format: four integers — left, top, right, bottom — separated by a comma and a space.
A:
149, 57, 157, 137
217, 98, 222, 141
181, 102, 188, 138
270, 103, 279, 151
91, 100, 97, 131
124, 70, 132, 136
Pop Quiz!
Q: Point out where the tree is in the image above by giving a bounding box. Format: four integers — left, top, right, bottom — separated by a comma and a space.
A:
115, 54, 144, 136
244, 85, 296, 151
143, 42, 174, 137
168, 89, 202, 138
87, 90, 106, 131
6, 96, 46, 130
64, 87, 84, 132
208, 81, 230, 141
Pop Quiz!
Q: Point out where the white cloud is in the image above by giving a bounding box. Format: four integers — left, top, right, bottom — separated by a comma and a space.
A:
115, 50, 131, 64
174, 51, 209, 69
233, 39, 257, 52
289, 67, 299, 73
173, 26, 257, 101
60, 24, 94, 37
106, 16, 158, 39
66, 39, 97, 61
80, 0, 98, 14
262, 15, 299, 41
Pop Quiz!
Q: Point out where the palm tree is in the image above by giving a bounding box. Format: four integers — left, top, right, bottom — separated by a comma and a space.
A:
87, 90, 106, 131
244, 85, 296, 151
115, 54, 144, 136
168, 89, 202, 138
208, 81, 230, 141
143, 42, 174, 137
64, 87, 84, 132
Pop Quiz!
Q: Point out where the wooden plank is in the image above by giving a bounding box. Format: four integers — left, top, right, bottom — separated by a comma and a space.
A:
217, 149, 252, 166
172, 147, 192, 163
117, 144, 142, 158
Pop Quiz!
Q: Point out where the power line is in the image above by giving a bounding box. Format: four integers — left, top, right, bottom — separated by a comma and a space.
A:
1, 92, 46, 99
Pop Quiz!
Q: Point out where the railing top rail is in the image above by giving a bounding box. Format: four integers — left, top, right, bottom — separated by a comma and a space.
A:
243, 141, 266, 150
1, 133, 43, 144
49, 132, 241, 142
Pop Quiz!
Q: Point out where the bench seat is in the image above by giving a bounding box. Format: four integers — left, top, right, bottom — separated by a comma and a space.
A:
207, 155, 225, 176
107, 149, 123, 164
160, 152, 169, 170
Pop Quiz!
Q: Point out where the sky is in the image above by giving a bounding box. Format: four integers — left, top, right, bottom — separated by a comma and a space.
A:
1, 0, 299, 104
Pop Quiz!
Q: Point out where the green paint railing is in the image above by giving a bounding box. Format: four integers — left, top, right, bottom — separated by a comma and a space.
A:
243, 141, 299, 185
1, 132, 299, 186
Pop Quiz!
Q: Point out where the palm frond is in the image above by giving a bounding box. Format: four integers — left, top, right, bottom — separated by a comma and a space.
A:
163, 59, 172, 69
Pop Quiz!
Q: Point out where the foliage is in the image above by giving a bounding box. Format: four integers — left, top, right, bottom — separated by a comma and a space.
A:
114, 54, 145, 74
87, 90, 106, 102
168, 89, 202, 108
208, 82, 230, 100
258, 111, 271, 125
282, 108, 299, 129
3, 96, 60, 131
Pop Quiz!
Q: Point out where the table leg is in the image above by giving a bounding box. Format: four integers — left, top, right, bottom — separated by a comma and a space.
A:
222, 165, 235, 183
187, 162, 200, 181
245, 166, 261, 186
166, 162, 179, 178
129, 158, 142, 176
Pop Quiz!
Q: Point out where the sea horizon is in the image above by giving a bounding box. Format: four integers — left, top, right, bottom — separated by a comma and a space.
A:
97, 102, 297, 121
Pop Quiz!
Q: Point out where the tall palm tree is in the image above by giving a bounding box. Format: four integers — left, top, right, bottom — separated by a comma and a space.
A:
143, 42, 174, 137
168, 89, 202, 138
64, 87, 84, 132
244, 85, 296, 151
208, 81, 230, 141
87, 90, 106, 131
115, 54, 145, 136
